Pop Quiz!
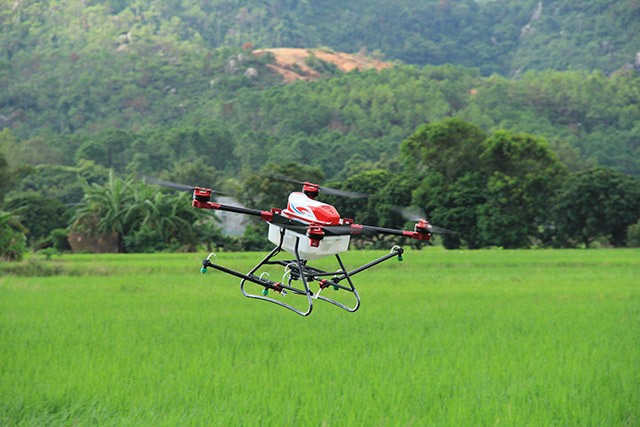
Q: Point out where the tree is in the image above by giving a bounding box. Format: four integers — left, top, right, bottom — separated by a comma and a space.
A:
375, 171, 424, 229
325, 169, 391, 225
406, 121, 568, 249
404, 119, 488, 248
123, 184, 203, 253
71, 173, 212, 252
627, 220, 640, 247
74, 129, 134, 172
11, 161, 108, 205
400, 117, 487, 183
0, 152, 11, 204
5, 193, 69, 247
0, 210, 28, 261
477, 130, 566, 248
161, 157, 221, 190
413, 170, 487, 249
553, 167, 640, 247
0, 149, 34, 205
70, 171, 137, 251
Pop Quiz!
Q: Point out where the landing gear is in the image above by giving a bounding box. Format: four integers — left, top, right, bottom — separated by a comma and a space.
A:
200, 229, 404, 316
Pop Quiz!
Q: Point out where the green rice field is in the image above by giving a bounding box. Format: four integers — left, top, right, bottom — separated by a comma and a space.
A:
1, 248, 639, 425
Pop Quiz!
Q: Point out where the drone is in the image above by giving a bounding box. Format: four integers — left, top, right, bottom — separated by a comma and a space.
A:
149, 177, 454, 316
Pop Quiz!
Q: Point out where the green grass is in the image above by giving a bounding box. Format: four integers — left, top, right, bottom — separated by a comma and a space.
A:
1, 248, 639, 425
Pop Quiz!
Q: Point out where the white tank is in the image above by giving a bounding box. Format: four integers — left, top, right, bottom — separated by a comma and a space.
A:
268, 223, 350, 260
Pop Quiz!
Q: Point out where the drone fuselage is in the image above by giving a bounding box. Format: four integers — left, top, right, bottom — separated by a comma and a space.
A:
267, 192, 350, 260
282, 192, 341, 225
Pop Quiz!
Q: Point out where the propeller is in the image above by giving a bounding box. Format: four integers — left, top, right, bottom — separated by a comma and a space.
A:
423, 224, 456, 235
394, 206, 457, 234
265, 175, 369, 199
142, 176, 229, 196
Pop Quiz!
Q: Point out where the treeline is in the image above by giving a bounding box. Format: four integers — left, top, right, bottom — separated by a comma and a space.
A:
236, 119, 640, 250
2, 118, 640, 261
236, 120, 640, 250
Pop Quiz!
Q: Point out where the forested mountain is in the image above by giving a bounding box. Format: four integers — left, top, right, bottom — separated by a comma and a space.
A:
3, 0, 640, 138
2, 0, 640, 254
2, 0, 639, 135
4, 0, 640, 76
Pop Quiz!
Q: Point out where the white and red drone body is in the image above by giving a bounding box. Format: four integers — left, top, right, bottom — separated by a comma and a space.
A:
181, 178, 454, 316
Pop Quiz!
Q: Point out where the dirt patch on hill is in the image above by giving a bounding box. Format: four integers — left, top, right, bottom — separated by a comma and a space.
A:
253, 48, 393, 83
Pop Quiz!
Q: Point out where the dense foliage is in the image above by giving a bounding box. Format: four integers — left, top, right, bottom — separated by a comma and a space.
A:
69, 172, 221, 252
2, 117, 640, 256
2, 1, 640, 256
552, 167, 640, 248
3, 0, 639, 81
3, 65, 640, 182
0, 210, 27, 261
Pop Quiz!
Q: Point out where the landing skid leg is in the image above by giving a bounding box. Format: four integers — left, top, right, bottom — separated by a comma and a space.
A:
311, 253, 360, 312
240, 234, 314, 316
201, 233, 404, 316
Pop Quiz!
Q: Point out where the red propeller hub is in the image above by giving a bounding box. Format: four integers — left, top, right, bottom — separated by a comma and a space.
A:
193, 187, 211, 204
192, 187, 221, 210
414, 219, 432, 234
303, 182, 320, 199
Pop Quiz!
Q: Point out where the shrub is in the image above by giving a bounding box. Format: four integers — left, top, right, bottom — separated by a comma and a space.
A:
0, 211, 28, 261
627, 220, 640, 247
50, 228, 72, 251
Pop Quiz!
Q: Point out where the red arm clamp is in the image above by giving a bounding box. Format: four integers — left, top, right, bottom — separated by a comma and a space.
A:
403, 230, 431, 241
404, 219, 432, 240
192, 188, 221, 209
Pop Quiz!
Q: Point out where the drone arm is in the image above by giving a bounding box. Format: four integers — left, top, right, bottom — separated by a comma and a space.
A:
326, 224, 431, 241
192, 190, 274, 221
212, 203, 274, 222
364, 225, 431, 241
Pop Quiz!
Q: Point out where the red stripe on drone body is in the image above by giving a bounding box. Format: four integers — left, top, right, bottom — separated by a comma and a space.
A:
285, 210, 317, 224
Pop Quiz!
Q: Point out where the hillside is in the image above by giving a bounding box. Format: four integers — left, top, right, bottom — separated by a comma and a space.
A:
253, 48, 393, 82
1, 0, 640, 188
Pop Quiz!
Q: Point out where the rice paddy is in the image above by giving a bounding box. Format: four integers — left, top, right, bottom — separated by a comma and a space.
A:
1, 248, 639, 425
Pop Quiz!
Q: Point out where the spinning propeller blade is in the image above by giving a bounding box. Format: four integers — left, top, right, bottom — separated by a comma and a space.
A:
265, 175, 369, 199
428, 225, 457, 235
315, 185, 369, 199
322, 225, 379, 236
395, 206, 424, 222
143, 176, 229, 196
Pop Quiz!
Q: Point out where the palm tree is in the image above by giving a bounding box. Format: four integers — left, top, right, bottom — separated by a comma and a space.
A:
134, 189, 201, 250
71, 172, 214, 252
70, 171, 137, 252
